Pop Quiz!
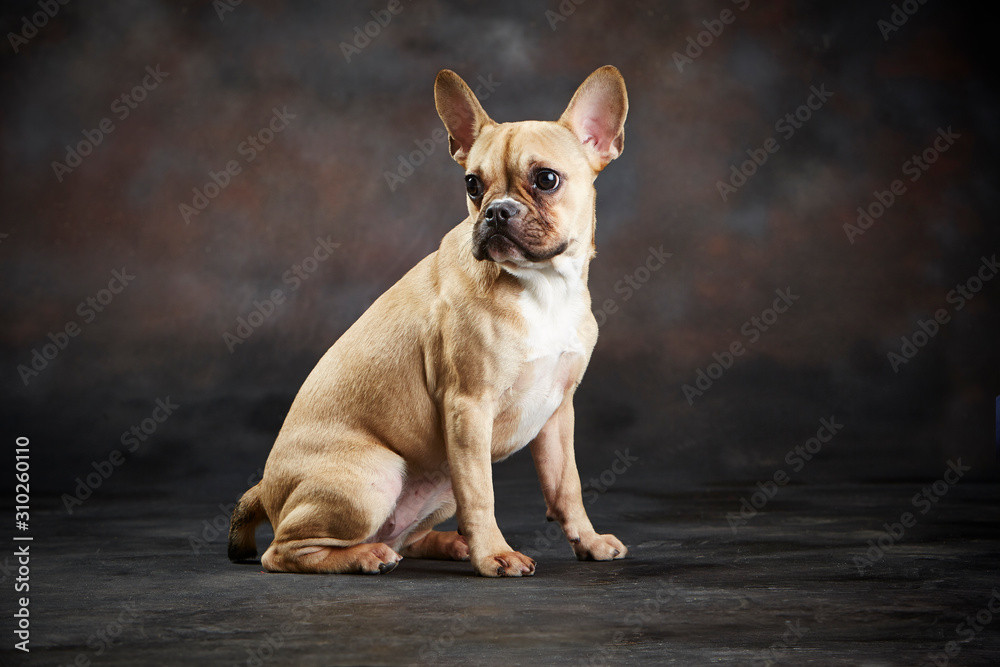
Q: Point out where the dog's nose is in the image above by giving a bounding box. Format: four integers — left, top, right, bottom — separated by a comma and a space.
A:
484, 201, 518, 227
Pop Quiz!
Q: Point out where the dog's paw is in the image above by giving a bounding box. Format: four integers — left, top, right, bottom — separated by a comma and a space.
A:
444, 533, 471, 561
356, 543, 403, 574
474, 550, 536, 577
402, 530, 470, 561
571, 533, 627, 561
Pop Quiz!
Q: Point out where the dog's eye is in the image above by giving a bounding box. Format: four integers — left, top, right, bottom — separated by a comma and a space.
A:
534, 169, 559, 191
465, 175, 483, 200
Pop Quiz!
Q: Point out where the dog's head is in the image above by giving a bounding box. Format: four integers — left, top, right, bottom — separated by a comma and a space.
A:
435, 67, 628, 273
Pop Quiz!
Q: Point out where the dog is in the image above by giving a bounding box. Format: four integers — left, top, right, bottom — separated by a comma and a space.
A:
228, 66, 629, 577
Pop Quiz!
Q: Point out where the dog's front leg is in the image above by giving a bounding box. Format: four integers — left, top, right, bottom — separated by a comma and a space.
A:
445, 397, 536, 577
530, 398, 628, 561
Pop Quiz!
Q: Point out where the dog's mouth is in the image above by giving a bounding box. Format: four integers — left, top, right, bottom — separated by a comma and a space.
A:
478, 232, 521, 262
474, 230, 567, 264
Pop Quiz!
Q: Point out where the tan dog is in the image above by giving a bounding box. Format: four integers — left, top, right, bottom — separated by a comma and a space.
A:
229, 66, 629, 577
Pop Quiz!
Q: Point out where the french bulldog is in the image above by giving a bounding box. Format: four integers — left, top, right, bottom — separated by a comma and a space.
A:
229, 65, 629, 577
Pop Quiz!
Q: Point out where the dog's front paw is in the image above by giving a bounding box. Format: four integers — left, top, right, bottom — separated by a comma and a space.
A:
571, 533, 627, 561
474, 550, 536, 577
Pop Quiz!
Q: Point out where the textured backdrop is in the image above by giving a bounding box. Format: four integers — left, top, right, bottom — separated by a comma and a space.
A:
2, 0, 997, 505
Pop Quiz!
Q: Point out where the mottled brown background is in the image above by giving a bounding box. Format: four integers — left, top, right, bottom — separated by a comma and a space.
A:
2, 0, 997, 503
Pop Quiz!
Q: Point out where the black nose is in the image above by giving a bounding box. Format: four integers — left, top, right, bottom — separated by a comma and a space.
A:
484, 201, 518, 227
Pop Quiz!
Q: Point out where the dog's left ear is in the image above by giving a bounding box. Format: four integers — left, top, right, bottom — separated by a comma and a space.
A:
559, 66, 628, 172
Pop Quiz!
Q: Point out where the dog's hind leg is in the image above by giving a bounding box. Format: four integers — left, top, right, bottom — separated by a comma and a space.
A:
400, 497, 469, 561
261, 474, 403, 574
263, 540, 402, 574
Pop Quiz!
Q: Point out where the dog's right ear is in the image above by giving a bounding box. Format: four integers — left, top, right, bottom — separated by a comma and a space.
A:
435, 70, 494, 167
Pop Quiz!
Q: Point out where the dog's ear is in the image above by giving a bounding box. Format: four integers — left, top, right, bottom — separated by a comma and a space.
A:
435, 70, 494, 167
559, 66, 628, 172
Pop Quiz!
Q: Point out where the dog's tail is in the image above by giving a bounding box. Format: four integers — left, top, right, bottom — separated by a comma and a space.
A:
228, 483, 267, 562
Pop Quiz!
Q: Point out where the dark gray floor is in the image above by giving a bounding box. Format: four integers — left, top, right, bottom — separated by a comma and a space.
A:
4, 475, 998, 666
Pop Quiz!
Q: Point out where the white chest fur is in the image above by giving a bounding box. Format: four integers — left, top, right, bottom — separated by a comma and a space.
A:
517, 258, 588, 362
493, 256, 588, 458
